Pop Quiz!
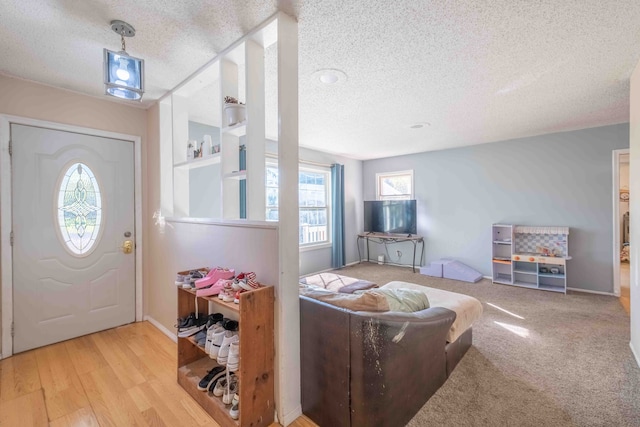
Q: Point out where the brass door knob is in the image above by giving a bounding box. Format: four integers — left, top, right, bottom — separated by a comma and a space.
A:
122, 240, 133, 254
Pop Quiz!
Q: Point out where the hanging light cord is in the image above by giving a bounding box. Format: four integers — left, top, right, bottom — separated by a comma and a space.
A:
121, 33, 126, 52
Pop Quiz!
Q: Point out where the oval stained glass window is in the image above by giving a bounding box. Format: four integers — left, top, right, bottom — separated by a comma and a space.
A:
56, 163, 103, 255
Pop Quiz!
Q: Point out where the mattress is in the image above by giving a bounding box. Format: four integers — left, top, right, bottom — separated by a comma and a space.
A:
381, 281, 483, 342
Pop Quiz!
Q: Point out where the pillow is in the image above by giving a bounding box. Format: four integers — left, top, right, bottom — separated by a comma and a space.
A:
300, 286, 430, 313
299, 273, 378, 293
362, 288, 430, 313
300, 286, 389, 311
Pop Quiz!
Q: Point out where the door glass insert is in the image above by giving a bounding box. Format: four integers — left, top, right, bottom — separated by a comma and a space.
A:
57, 163, 102, 255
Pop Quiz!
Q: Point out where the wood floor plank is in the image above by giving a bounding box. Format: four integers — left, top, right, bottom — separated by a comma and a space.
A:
90, 329, 150, 388
49, 406, 100, 427
64, 333, 109, 376
0, 389, 48, 427
147, 376, 218, 427
79, 365, 150, 427
115, 326, 176, 382
35, 341, 90, 420
0, 350, 41, 401
0, 322, 312, 427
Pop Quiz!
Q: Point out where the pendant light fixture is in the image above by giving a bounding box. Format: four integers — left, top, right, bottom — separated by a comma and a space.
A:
103, 20, 144, 101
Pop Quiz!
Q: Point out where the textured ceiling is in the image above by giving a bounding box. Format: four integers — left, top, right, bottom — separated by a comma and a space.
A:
2, 1, 640, 160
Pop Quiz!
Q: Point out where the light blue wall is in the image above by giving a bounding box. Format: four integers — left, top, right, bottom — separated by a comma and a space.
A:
187, 121, 221, 217
363, 124, 629, 293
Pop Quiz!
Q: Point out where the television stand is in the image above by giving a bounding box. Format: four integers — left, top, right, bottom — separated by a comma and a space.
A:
357, 233, 425, 273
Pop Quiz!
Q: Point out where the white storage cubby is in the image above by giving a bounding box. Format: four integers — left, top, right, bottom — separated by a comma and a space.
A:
164, 20, 273, 220
492, 224, 571, 294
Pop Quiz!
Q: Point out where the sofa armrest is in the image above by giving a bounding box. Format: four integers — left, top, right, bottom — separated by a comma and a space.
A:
300, 295, 352, 427
349, 307, 456, 427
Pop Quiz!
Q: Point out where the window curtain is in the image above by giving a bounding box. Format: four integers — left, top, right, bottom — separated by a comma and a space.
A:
331, 163, 345, 268
239, 145, 246, 219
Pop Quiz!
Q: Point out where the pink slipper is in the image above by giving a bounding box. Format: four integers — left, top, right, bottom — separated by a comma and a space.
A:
195, 267, 235, 289
196, 279, 231, 297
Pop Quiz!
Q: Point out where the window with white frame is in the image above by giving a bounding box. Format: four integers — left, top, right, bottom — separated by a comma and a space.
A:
376, 170, 414, 200
266, 163, 331, 246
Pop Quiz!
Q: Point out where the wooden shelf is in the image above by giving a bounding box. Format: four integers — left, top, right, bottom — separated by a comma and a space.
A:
177, 285, 274, 427
180, 287, 240, 313
513, 270, 537, 276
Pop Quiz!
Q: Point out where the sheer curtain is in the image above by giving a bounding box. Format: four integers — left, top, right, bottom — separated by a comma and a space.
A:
331, 164, 345, 268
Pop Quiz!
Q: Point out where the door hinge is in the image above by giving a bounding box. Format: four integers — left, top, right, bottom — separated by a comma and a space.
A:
9, 231, 13, 246
8, 139, 11, 156
11, 322, 14, 337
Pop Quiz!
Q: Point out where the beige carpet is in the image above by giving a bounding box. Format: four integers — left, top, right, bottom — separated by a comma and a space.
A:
335, 263, 640, 427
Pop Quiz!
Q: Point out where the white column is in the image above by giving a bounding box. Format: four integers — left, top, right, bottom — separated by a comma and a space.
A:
275, 12, 301, 426
246, 39, 266, 221
220, 59, 240, 219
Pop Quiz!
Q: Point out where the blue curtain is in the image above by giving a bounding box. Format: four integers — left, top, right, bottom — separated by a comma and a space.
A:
331, 164, 345, 268
239, 145, 246, 219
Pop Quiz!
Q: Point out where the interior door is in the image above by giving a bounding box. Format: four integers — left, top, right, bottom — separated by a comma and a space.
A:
11, 124, 135, 353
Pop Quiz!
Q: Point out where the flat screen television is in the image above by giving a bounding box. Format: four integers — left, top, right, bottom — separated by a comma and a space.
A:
364, 200, 417, 235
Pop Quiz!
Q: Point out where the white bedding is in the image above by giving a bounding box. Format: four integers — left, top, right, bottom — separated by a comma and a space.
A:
381, 281, 483, 342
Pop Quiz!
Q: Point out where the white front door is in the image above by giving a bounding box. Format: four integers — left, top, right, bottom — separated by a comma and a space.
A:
11, 124, 135, 353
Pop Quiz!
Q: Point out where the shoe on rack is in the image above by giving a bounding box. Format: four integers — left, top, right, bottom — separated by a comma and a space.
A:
177, 324, 205, 338
175, 312, 205, 331
197, 366, 226, 391
175, 273, 189, 286
222, 290, 235, 303
196, 279, 231, 298
217, 333, 239, 366
223, 375, 238, 405
195, 267, 235, 289
194, 330, 207, 347
229, 402, 239, 420
206, 313, 224, 329
209, 328, 227, 359
227, 341, 240, 372
213, 373, 237, 398
208, 369, 229, 395
205, 323, 224, 354
182, 270, 206, 289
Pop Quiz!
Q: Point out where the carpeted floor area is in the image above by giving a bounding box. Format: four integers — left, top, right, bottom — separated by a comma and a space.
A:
334, 263, 640, 426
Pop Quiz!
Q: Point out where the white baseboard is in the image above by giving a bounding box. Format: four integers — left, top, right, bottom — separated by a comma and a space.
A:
280, 405, 303, 426
566, 287, 616, 296
144, 315, 177, 343
631, 341, 640, 368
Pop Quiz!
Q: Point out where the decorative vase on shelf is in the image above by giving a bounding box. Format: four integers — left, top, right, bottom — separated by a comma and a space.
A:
223, 96, 246, 126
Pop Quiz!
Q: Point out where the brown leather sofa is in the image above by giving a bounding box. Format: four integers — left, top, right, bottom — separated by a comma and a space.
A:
300, 295, 472, 427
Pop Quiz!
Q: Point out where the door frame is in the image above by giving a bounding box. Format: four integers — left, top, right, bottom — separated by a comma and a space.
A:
612, 148, 630, 297
0, 115, 143, 358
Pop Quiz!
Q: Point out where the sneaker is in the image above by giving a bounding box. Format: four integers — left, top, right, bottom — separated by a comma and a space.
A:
197, 366, 225, 391
223, 375, 238, 404
194, 330, 207, 347
209, 328, 227, 359
217, 333, 239, 366
213, 373, 237, 398
208, 370, 229, 395
206, 313, 224, 329
196, 279, 230, 298
205, 324, 224, 354
232, 389, 240, 406
237, 272, 260, 290
195, 267, 235, 289
177, 324, 205, 338
229, 402, 239, 420
227, 341, 240, 372
175, 273, 188, 286
175, 312, 205, 331
222, 290, 235, 303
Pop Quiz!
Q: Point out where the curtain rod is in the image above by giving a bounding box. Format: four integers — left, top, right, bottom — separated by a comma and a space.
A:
265, 152, 333, 168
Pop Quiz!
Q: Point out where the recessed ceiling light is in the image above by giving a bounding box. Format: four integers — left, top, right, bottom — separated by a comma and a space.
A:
410, 122, 431, 129
312, 69, 347, 85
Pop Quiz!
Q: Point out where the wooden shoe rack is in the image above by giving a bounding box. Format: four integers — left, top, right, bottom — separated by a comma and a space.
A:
176, 285, 274, 427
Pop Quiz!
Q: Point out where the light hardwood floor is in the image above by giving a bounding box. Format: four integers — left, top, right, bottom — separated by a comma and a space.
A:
0, 321, 315, 427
